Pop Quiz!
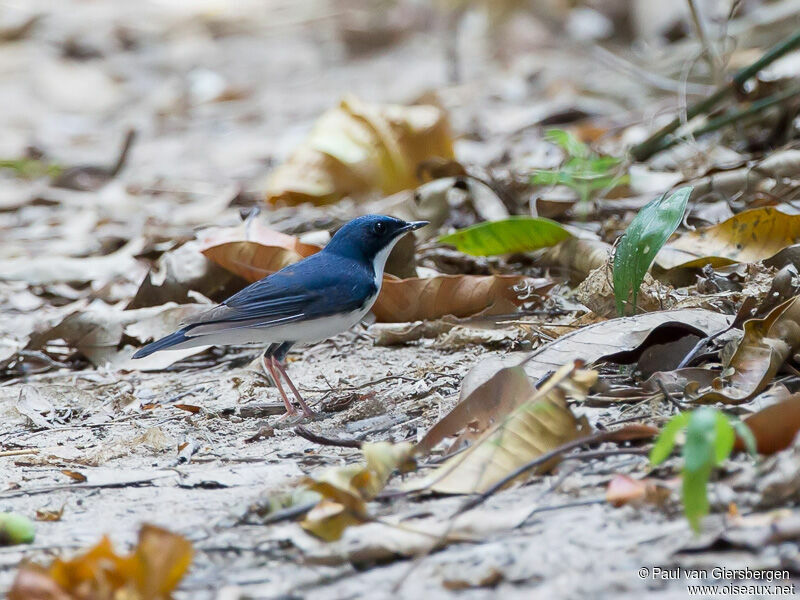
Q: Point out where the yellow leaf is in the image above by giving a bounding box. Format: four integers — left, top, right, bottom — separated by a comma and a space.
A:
265, 95, 454, 206
10, 524, 192, 600
656, 207, 800, 270
300, 441, 415, 541
415, 362, 595, 494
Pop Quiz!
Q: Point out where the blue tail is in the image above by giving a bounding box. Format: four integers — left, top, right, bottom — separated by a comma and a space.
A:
133, 328, 191, 359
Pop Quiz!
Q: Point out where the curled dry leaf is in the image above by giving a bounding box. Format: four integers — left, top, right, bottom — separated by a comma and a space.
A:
735, 394, 800, 454
415, 358, 534, 456
300, 441, 415, 541
522, 308, 732, 382
9, 524, 192, 600
411, 361, 594, 495
372, 274, 542, 322
265, 95, 454, 206
691, 295, 800, 404
656, 207, 800, 271
198, 221, 321, 282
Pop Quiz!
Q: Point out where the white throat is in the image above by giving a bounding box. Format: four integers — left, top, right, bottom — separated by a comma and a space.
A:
371, 235, 404, 287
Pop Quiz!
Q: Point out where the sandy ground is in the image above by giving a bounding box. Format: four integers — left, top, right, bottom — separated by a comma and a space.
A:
1, 1, 798, 598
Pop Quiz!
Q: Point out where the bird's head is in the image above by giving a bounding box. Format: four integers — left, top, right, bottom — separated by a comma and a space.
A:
324, 215, 428, 269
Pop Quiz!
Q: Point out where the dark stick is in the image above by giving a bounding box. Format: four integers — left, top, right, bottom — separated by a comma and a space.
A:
294, 425, 362, 448
631, 30, 800, 161
453, 431, 615, 516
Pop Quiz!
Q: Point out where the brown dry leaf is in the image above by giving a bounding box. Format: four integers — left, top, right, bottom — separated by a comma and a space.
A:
522, 308, 732, 382
415, 359, 534, 455
198, 221, 321, 282
538, 237, 611, 283
372, 274, 538, 322
35, 506, 64, 522
656, 207, 800, 270
9, 524, 192, 600
29, 302, 209, 369
605, 474, 673, 507
734, 394, 800, 454
301, 441, 415, 541
60, 470, 87, 483
691, 295, 800, 404
412, 361, 595, 495
265, 95, 454, 206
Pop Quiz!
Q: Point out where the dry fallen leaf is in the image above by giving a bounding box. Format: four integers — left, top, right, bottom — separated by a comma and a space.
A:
656, 207, 800, 270
300, 441, 416, 541
9, 523, 192, 600
415, 358, 534, 455
691, 295, 800, 404
372, 274, 541, 322
266, 95, 454, 206
735, 394, 800, 454
198, 221, 321, 282
522, 308, 732, 382
412, 361, 594, 494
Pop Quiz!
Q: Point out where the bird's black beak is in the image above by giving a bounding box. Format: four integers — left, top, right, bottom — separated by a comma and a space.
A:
402, 220, 428, 232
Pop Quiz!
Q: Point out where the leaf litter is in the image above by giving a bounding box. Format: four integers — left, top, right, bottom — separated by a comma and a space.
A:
2, 1, 800, 598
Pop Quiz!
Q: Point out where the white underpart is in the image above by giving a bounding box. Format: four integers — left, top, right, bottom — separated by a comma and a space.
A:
169, 234, 406, 350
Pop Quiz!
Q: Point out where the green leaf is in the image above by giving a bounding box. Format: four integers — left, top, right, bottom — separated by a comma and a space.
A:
732, 420, 758, 456
650, 412, 690, 465
532, 170, 574, 186
682, 463, 711, 532
683, 407, 716, 473
438, 217, 572, 257
712, 412, 735, 464
0, 513, 35, 546
544, 129, 589, 159
613, 186, 692, 316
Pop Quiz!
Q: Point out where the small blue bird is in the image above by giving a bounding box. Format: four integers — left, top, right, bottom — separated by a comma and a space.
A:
133, 215, 427, 417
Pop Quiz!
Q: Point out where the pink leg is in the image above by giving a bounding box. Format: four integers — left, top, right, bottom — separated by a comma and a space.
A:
262, 353, 296, 417
272, 357, 314, 417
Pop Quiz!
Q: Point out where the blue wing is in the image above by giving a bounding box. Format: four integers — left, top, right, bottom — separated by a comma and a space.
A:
183, 252, 376, 335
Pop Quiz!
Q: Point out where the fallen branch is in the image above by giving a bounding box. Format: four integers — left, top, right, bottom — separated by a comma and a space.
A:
294, 425, 362, 448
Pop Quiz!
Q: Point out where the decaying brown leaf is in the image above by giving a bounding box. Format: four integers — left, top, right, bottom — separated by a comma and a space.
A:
265, 95, 454, 206
372, 274, 540, 322
735, 394, 800, 454
9, 524, 192, 600
522, 309, 732, 382
300, 441, 415, 541
198, 221, 321, 282
656, 207, 800, 270
29, 302, 209, 369
415, 359, 534, 456
691, 295, 800, 404
411, 361, 594, 495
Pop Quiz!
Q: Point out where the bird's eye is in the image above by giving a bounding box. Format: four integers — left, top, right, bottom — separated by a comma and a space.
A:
373, 221, 386, 235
